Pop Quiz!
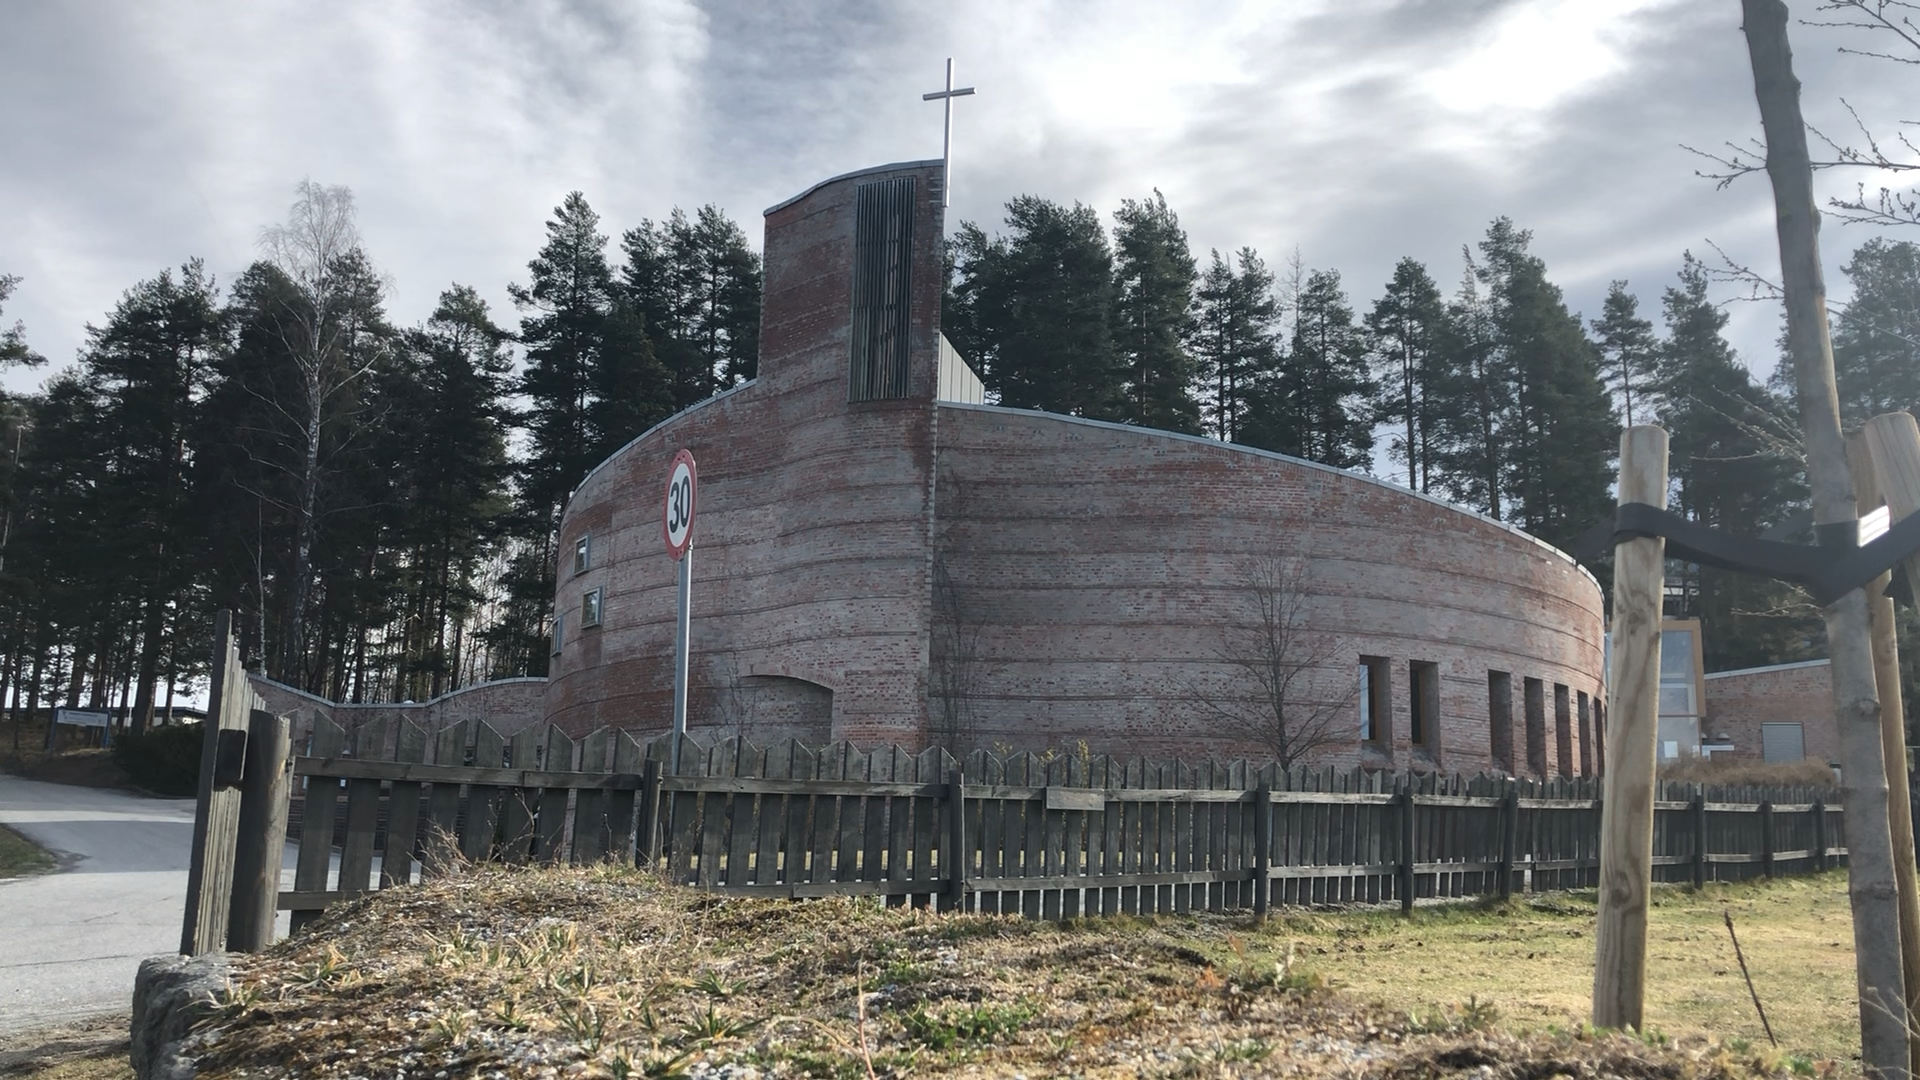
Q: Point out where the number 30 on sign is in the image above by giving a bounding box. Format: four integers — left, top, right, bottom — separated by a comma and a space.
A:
663, 449, 697, 560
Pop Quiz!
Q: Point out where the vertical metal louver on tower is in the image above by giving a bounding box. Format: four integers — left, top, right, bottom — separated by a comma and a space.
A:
849, 177, 916, 401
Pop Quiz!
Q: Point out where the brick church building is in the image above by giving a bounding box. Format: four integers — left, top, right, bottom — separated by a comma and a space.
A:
528, 160, 1606, 776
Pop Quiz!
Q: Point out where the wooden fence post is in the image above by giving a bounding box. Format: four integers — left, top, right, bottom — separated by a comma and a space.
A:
637, 758, 663, 868
1498, 782, 1518, 902
1593, 425, 1668, 1032
946, 766, 968, 911
1691, 788, 1708, 890
1858, 413, 1920, 1077
180, 610, 257, 956
1398, 781, 1416, 915
1253, 781, 1273, 921
1814, 800, 1829, 872
1760, 801, 1776, 879
226, 709, 291, 953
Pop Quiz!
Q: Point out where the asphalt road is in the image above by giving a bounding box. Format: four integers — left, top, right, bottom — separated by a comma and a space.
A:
0, 777, 298, 1034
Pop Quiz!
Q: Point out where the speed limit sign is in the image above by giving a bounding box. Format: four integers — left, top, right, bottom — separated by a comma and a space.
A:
663, 449, 697, 559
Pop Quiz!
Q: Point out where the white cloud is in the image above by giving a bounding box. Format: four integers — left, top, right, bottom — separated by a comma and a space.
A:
0, 0, 1913, 399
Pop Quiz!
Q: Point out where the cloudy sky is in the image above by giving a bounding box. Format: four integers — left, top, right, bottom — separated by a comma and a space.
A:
2, 0, 1911, 462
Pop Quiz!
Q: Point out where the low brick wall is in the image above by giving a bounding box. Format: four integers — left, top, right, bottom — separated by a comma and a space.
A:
249, 675, 547, 753
1702, 659, 1834, 763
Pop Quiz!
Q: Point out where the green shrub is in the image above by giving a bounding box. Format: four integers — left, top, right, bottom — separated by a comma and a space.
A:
112, 722, 204, 795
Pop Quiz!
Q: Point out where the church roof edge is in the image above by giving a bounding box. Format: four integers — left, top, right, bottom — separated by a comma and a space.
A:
763, 160, 946, 216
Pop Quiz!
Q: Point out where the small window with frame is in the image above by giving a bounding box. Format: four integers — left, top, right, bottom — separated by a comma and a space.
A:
581, 587, 602, 628
551, 611, 564, 655
574, 534, 591, 575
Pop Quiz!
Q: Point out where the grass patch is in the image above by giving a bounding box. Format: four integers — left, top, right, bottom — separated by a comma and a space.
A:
0, 823, 54, 878
1260, 872, 1860, 1063
181, 862, 1854, 1078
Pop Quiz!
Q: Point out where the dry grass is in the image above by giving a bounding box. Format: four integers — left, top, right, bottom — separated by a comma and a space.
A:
0, 823, 54, 879
1658, 758, 1838, 789
1267, 872, 1861, 1065
180, 860, 1851, 1079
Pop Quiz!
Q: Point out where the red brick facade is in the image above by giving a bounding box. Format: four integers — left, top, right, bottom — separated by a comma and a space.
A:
1702, 660, 1835, 764
541, 161, 1608, 775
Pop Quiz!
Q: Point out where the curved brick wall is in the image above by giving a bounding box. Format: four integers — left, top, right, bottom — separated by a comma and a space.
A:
544, 160, 1607, 775
930, 405, 1605, 773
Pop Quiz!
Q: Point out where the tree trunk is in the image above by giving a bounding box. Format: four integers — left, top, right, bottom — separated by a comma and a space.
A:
1741, 3, 1909, 1074
282, 366, 323, 684
129, 593, 166, 736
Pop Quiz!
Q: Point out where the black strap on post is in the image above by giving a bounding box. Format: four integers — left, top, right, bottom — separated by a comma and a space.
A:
1571, 502, 1920, 608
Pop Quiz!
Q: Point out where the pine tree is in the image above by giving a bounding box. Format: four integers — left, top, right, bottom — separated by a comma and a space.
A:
1832, 237, 1920, 423
944, 197, 1121, 418
513, 192, 618, 534
1590, 281, 1660, 427
621, 205, 762, 410
1365, 258, 1446, 493
1242, 268, 1374, 469
378, 285, 515, 699
1429, 257, 1508, 518
71, 262, 226, 730
1191, 248, 1279, 442
0, 275, 46, 371
1476, 218, 1616, 549
1111, 191, 1201, 433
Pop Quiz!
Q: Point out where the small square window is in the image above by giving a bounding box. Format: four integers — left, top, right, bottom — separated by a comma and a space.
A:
551, 611, 564, 655
574, 535, 591, 575
581, 588, 602, 628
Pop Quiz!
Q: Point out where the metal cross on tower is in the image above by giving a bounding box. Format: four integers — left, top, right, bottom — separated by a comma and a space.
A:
922, 58, 975, 208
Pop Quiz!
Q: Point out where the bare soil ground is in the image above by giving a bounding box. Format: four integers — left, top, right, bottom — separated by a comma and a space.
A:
0, 1016, 130, 1080
169, 861, 1854, 1079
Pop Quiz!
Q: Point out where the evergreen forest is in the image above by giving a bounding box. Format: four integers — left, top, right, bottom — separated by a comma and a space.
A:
1, 180, 1913, 735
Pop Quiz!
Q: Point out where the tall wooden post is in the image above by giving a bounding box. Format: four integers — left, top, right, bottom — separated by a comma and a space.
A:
227, 709, 291, 952
945, 766, 969, 912
1593, 425, 1668, 1032
1398, 782, 1417, 914
1862, 412, 1920, 1074
1253, 781, 1273, 921
1498, 782, 1519, 902
1742, 5, 1909, 1073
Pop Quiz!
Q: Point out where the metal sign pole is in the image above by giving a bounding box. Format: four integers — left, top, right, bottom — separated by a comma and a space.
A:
671, 544, 692, 772
663, 448, 698, 774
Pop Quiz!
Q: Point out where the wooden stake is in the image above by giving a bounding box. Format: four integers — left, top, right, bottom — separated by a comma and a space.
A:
1594, 425, 1668, 1032
226, 708, 291, 953
1862, 413, 1920, 1075
1741, 5, 1908, 1073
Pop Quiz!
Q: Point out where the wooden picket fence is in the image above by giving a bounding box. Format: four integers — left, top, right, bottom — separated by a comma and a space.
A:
277, 717, 1849, 928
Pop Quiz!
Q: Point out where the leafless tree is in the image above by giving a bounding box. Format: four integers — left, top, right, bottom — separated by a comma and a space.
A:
1687, 1, 1920, 228
930, 469, 984, 752
255, 180, 389, 681
1189, 554, 1354, 769
708, 653, 761, 744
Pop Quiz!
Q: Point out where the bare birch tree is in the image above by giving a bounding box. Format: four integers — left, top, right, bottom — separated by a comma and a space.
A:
257, 181, 387, 681
1191, 554, 1353, 769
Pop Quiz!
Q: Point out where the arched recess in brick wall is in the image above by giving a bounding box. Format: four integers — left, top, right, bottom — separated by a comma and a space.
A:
704, 675, 833, 746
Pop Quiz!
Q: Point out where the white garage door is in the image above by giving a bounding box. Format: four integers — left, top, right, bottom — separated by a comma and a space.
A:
1762, 722, 1805, 763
